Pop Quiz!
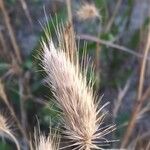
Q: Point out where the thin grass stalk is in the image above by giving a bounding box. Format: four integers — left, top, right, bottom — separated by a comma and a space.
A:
61, 22, 76, 62
95, 42, 101, 89
66, 0, 72, 26
0, 79, 29, 145
0, 30, 7, 53
18, 0, 33, 27
0, 0, 22, 64
65, 0, 76, 62
95, 24, 101, 90
76, 34, 150, 60
105, 0, 122, 32
113, 78, 131, 118
18, 77, 29, 149
121, 21, 150, 148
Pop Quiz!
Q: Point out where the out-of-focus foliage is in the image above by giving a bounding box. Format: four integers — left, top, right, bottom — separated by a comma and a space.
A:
0, 0, 150, 149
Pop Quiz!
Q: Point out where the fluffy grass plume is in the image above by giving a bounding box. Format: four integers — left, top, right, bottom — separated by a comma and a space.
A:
41, 23, 115, 149
76, 3, 100, 20
0, 113, 20, 150
33, 133, 58, 150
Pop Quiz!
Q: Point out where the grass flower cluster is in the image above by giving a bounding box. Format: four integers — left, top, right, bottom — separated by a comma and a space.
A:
41, 22, 115, 149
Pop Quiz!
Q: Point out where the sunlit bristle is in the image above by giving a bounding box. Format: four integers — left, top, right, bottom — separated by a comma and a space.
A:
36, 134, 58, 150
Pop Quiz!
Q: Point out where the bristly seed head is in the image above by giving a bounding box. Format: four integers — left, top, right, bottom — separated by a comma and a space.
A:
36, 134, 58, 150
0, 113, 20, 150
41, 22, 115, 149
76, 3, 100, 21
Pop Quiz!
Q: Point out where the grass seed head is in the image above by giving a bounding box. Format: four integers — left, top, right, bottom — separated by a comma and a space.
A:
36, 134, 57, 150
41, 17, 115, 149
76, 3, 100, 21
0, 113, 20, 150
33, 127, 59, 150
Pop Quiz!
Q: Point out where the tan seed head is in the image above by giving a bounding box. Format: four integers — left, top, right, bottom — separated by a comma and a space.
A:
76, 3, 100, 20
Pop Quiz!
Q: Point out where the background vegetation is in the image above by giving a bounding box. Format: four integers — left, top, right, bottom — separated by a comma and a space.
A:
0, 0, 150, 149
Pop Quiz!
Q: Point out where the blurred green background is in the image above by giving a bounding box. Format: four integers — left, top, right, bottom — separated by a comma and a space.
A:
0, 0, 150, 149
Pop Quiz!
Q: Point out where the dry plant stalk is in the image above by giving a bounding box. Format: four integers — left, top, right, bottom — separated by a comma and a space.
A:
62, 22, 76, 62
0, 30, 7, 53
95, 36, 101, 90
0, 0, 22, 64
19, 0, 33, 26
77, 34, 150, 60
19, 77, 27, 132
121, 22, 150, 148
0, 114, 20, 150
66, 0, 73, 25
118, 87, 150, 128
0, 79, 8, 104
42, 24, 115, 149
76, 2, 102, 89
113, 78, 131, 118
65, 0, 75, 59
0, 79, 28, 144
105, 0, 122, 32
95, 24, 102, 90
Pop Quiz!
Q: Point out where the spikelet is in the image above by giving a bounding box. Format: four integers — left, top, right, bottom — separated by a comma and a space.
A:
32, 126, 59, 150
0, 113, 20, 150
76, 3, 100, 21
34, 134, 58, 150
41, 24, 115, 149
